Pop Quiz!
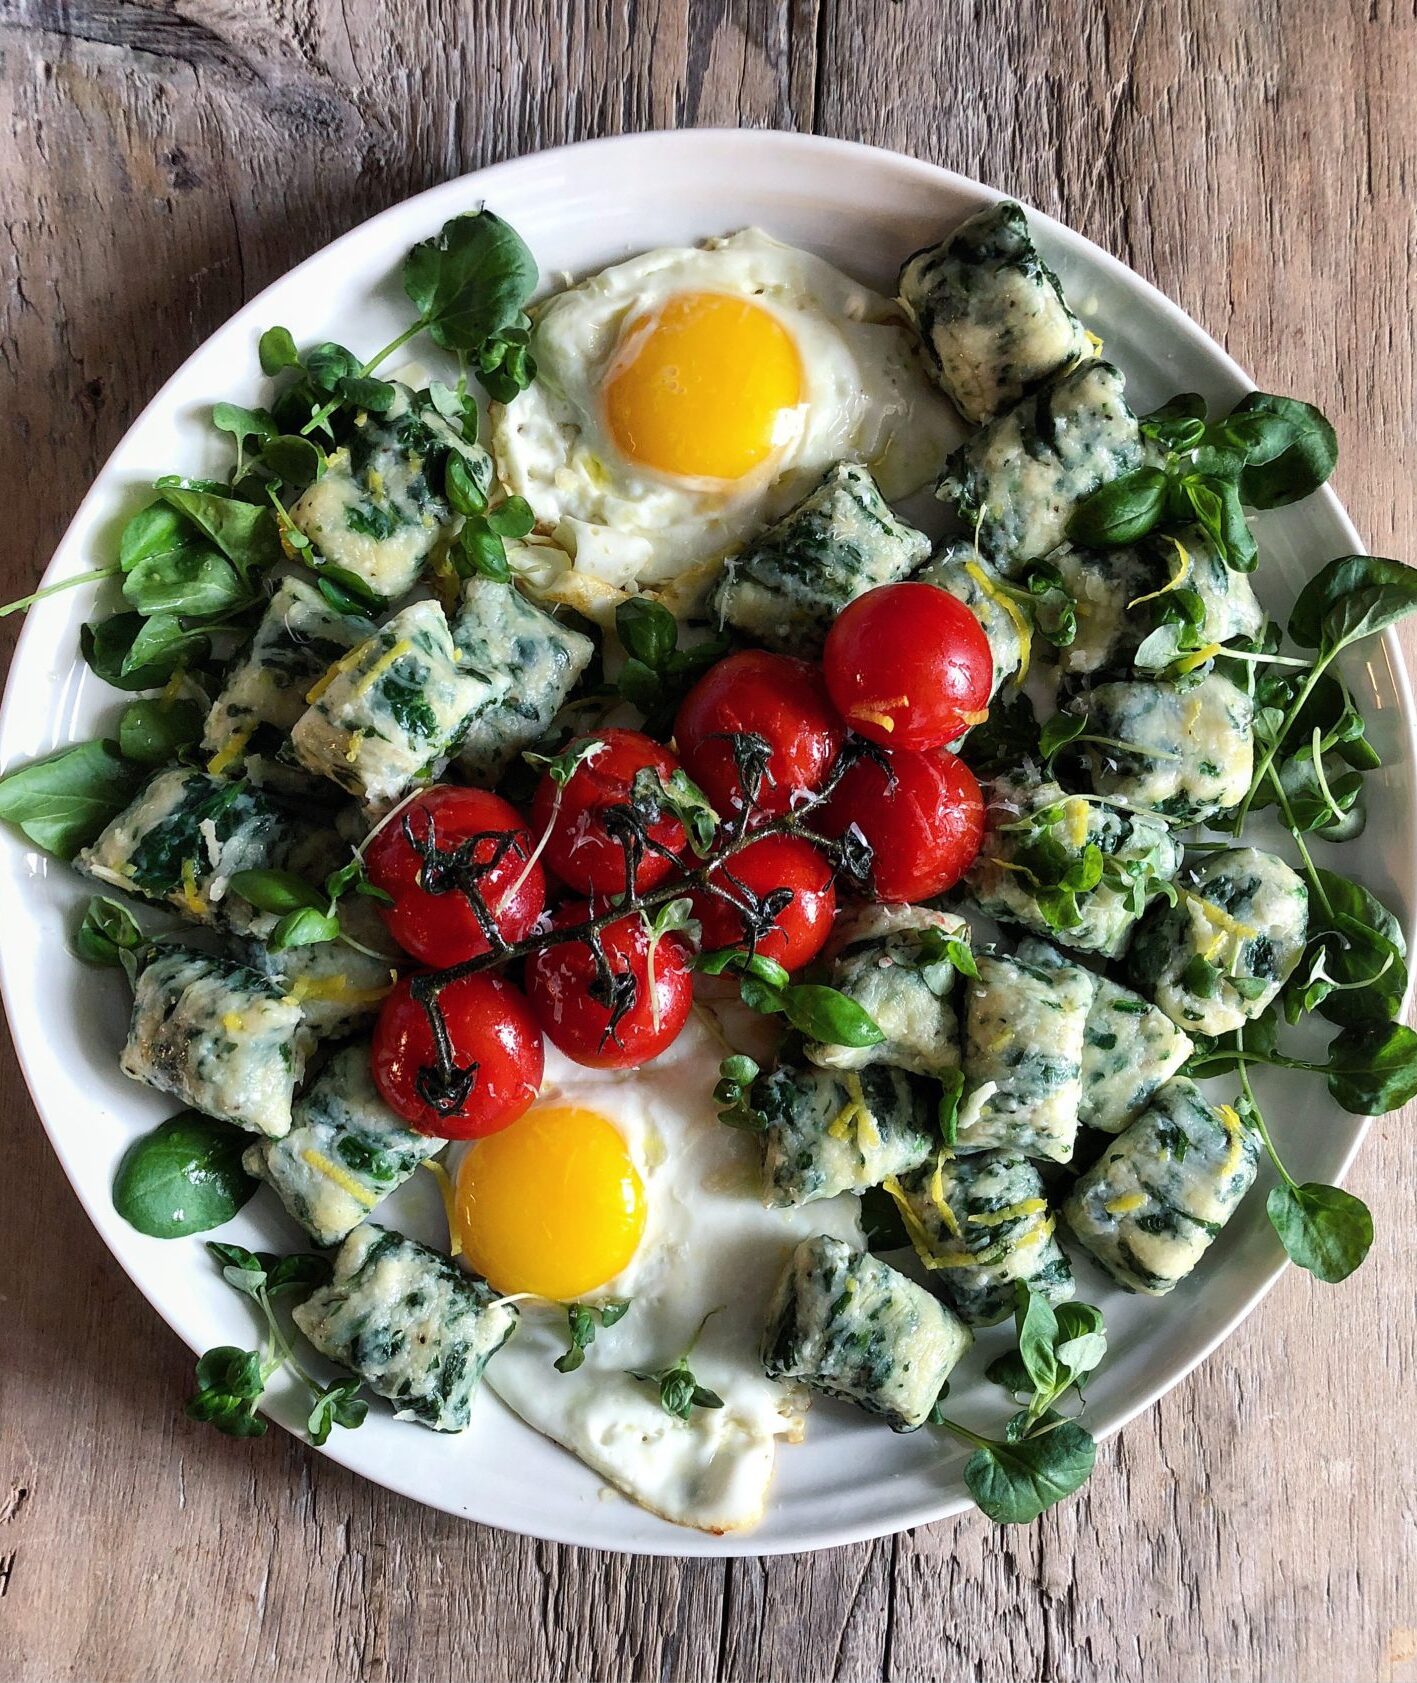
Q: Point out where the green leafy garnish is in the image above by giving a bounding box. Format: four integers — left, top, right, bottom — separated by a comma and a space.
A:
0, 739, 144, 860
112, 1111, 257, 1239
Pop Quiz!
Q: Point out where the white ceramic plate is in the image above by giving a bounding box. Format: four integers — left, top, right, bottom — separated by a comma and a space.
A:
2, 131, 1412, 1557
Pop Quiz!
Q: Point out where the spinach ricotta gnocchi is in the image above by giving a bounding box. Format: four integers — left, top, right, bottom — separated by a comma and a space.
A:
1062, 1079, 1260, 1295
898, 199, 1095, 425
1128, 847, 1310, 1036
914, 543, 1026, 695
957, 948, 1095, 1163
892, 1149, 1075, 1326
712, 461, 930, 652
293, 1224, 519, 1431
753, 1060, 935, 1207
290, 599, 489, 810
762, 1235, 972, 1430
244, 1045, 441, 1245
936, 360, 1144, 570
1071, 672, 1255, 824
122, 950, 311, 1138
290, 386, 494, 602
804, 905, 968, 1079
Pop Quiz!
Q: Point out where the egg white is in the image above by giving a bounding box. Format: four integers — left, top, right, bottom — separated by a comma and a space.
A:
491, 229, 963, 622
473, 1013, 862, 1534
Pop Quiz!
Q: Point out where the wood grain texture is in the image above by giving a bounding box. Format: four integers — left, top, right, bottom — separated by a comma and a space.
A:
1, 2, 1414, 1679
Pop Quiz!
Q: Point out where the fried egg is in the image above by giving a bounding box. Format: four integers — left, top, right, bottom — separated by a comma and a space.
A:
491, 230, 963, 620
453, 1012, 862, 1533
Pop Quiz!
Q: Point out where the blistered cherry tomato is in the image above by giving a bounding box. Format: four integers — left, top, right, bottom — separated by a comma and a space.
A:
530, 729, 687, 895
694, 833, 837, 970
365, 785, 545, 967
674, 651, 845, 817
821, 744, 984, 902
823, 582, 993, 750
526, 901, 694, 1069
372, 973, 544, 1138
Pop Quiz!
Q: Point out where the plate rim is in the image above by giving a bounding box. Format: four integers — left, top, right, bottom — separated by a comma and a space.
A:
3, 126, 1412, 1557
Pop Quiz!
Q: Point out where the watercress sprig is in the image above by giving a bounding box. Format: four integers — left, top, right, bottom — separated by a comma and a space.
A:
629, 1309, 724, 1419
187, 1243, 368, 1445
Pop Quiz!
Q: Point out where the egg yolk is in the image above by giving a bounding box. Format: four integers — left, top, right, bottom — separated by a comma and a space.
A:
454, 1104, 646, 1300
603, 290, 804, 481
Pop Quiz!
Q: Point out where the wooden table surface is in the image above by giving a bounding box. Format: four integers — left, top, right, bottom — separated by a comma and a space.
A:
2, 3, 1415, 1680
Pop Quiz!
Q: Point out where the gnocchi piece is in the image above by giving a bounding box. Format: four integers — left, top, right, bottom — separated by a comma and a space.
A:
892, 1148, 1074, 1326
711, 461, 930, 654
1127, 846, 1309, 1037
202, 576, 373, 762
762, 1234, 972, 1430
290, 600, 494, 811
964, 772, 1182, 957
78, 767, 336, 936
293, 1223, 519, 1431
936, 361, 1144, 572
1071, 673, 1255, 825
290, 386, 494, 601
243, 1044, 442, 1246
754, 1060, 935, 1208
956, 948, 1094, 1163
1078, 971, 1194, 1135
121, 949, 312, 1138
450, 577, 595, 785
804, 905, 968, 1079
914, 542, 1026, 696
898, 199, 1094, 425
1062, 1078, 1259, 1295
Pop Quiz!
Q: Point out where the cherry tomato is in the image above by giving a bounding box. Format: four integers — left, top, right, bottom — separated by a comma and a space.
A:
530, 729, 687, 896
823, 582, 993, 750
821, 744, 984, 902
526, 902, 694, 1069
372, 973, 544, 1138
365, 785, 545, 967
674, 651, 846, 817
694, 833, 837, 970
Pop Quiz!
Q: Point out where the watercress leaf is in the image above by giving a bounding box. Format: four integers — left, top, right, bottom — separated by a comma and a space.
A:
523, 736, 606, 788
0, 739, 144, 859
336, 375, 397, 413
486, 496, 535, 539
555, 1302, 597, 1373
444, 452, 489, 517
256, 434, 325, 489
456, 519, 512, 581
75, 894, 146, 966
1014, 1284, 1061, 1398
1215, 477, 1258, 572
690, 1385, 724, 1410
984, 1351, 1033, 1397
264, 1252, 332, 1295
1307, 869, 1408, 1026
122, 613, 213, 682
403, 209, 539, 355
303, 342, 361, 393
159, 487, 282, 583
308, 561, 383, 612
258, 326, 301, 376
697, 947, 791, 989
1289, 555, 1417, 651
616, 597, 678, 668
963, 1419, 1097, 1524
1324, 1021, 1417, 1113
780, 984, 886, 1048
738, 972, 787, 1016
206, 1239, 264, 1276
268, 906, 342, 951
1039, 712, 1088, 766
1266, 1182, 1373, 1282
961, 691, 1038, 778
1066, 465, 1169, 548
1229, 392, 1338, 508
82, 612, 193, 691
938, 1068, 964, 1146
631, 764, 719, 856
122, 544, 248, 619
118, 697, 204, 766
308, 1378, 368, 1445
112, 1111, 256, 1238
212, 402, 277, 461
228, 868, 325, 915
598, 1299, 632, 1327
119, 503, 195, 573
194, 1345, 265, 1401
